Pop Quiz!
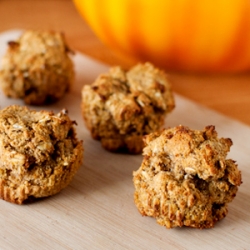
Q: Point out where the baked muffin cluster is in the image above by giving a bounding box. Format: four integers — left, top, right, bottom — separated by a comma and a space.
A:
0, 30, 74, 105
133, 125, 242, 229
0, 105, 83, 204
0, 30, 242, 230
81, 62, 175, 154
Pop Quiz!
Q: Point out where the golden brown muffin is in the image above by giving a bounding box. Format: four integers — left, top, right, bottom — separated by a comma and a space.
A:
0, 105, 83, 204
0, 30, 74, 105
81, 62, 175, 154
133, 125, 242, 229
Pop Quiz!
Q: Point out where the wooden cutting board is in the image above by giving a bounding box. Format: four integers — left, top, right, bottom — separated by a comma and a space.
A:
0, 30, 249, 250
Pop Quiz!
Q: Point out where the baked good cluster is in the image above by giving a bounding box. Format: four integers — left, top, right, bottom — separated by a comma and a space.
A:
0, 30, 82, 204
0, 30, 242, 230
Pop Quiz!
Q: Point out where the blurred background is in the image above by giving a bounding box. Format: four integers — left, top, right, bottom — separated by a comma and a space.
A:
0, 0, 249, 125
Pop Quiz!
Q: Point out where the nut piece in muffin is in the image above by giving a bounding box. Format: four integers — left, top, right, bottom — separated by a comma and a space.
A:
0, 30, 74, 105
133, 125, 242, 229
0, 105, 83, 204
81, 62, 175, 154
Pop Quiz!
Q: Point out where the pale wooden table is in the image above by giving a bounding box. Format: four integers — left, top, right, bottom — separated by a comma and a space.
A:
0, 0, 250, 125
0, 3, 250, 249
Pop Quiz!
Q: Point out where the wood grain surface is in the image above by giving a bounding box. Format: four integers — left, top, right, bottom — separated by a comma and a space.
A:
0, 0, 250, 125
0, 30, 249, 250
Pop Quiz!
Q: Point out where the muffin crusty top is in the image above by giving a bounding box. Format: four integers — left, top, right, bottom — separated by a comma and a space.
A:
0, 105, 83, 204
81, 62, 175, 153
0, 30, 74, 105
133, 125, 242, 229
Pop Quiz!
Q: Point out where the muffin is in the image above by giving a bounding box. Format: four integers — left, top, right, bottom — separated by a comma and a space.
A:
81, 62, 175, 154
0, 105, 83, 204
0, 30, 74, 105
133, 125, 242, 228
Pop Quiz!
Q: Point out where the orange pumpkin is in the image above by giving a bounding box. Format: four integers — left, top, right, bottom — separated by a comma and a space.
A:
73, 0, 250, 73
